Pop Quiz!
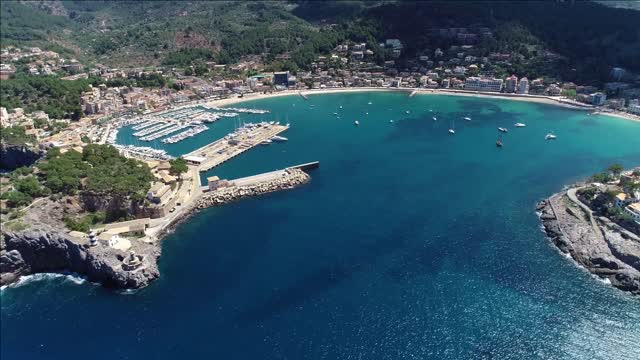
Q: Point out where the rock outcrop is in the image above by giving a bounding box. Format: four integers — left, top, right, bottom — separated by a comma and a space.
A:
538, 192, 640, 295
0, 143, 44, 170
1, 168, 312, 290
1, 225, 160, 289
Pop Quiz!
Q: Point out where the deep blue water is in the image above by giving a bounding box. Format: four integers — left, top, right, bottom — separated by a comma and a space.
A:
2, 92, 640, 359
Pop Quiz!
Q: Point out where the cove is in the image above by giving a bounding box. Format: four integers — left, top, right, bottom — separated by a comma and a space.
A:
2, 92, 640, 359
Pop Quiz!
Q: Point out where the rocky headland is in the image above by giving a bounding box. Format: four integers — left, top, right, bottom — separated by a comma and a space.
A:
538, 189, 640, 295
1, 225, 160, 289
1, 168, 311, 290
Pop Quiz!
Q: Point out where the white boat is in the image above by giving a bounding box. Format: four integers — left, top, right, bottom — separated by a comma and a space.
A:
545, 133, 557, 140
389, 120, 394, 123
449, 119, 455, 134
260, 139, 272, 145
339, 106, 343, 109
354, 120, 360, 126
368, 101, 372, 105
365, 112, 369, 115
448, 129, 455, 134
333, 112, 338, 116
271, 135, 288, 142
498, 127, 508, 133
514, 123, 526, 127
433, 116, 437, 121
405, 110, 410, 114
464, 117, 471, 121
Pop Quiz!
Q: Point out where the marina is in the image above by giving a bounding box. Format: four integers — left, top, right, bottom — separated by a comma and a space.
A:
184, 122, 289, 172
133, 122, 172, 137
140, 124, 190, 141
162, 125, 209, 144
113, 144, 172, 161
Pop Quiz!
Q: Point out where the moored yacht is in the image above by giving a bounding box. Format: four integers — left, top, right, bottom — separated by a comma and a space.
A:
514, 123, 526, 127
464, 117, 471, 121
545, 133, 557, 140
498, 127, 508, 133
354, 120, 360, 126
271, 135, 288, 142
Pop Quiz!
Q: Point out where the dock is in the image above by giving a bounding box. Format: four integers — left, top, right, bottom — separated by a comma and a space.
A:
185, 124, 289, 172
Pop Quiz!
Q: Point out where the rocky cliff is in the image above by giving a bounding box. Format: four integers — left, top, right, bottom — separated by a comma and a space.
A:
538, 192, 640, 295
1, 225, 160, 289
0, 143, 44, 170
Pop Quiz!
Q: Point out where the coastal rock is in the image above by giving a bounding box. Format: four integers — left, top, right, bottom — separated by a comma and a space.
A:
0, 143, 44, 170
0, 225, 160, 289
538, 192, 640, 295
1, 168, 312, 290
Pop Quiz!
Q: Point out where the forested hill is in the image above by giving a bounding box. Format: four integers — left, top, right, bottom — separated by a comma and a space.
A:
1, 0, 639, 84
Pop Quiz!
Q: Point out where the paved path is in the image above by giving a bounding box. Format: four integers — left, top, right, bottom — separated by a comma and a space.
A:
567, 187, 604, 241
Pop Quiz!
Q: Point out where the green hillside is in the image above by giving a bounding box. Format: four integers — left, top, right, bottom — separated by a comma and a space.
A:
1, 0, 639, 85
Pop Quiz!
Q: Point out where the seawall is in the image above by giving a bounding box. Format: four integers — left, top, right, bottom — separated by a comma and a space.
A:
197, 168, 310, 208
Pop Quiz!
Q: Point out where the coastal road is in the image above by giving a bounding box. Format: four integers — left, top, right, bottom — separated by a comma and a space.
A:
146, 166, 202, 239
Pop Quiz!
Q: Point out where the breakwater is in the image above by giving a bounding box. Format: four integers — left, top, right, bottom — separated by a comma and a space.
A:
197, 168, 310, 208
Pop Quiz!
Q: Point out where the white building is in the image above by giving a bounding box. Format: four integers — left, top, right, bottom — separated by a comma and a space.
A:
625, 202, 640, 224
517, 77, 529, 94
505, 75, 518, 93
627, 99, 640, 115
464, 77, 503, 92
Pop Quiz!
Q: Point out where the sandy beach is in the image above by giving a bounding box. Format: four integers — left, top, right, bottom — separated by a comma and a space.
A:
204, 87, 640, 123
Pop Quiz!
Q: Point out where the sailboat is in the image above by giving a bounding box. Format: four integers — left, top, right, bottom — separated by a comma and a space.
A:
496, 135, 503, 147
354, 120, 360, 126
448, 119, 455, 134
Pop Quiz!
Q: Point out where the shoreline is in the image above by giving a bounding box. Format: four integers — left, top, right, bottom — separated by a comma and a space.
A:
537, 187, 640, 295
206, 87, 640, 123
0, 168, 313, 290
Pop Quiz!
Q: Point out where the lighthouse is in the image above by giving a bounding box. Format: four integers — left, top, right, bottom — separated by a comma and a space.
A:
88, 229, 98, 247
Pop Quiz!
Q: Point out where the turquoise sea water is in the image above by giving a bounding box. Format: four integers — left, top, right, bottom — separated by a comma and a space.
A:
2, 92, 640, 359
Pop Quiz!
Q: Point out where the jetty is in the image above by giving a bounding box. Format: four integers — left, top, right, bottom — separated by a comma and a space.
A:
198, 168, 311, 208
184, 123, 289, 171
299, 91, 309, 100
409, 89, 418, 97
